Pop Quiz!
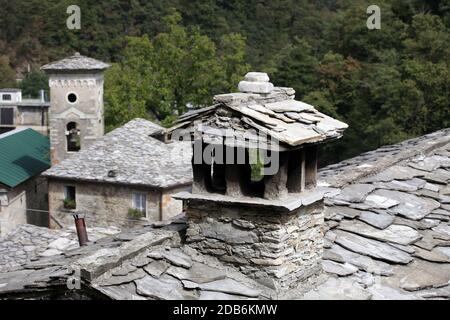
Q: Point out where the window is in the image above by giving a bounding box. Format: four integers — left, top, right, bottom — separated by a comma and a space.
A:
67, 92, 78, 104
0, 108, 14, 125
64, 186, 76, 209
132, 192, 147, 214
2, 94, 12, 101
66, 122, 81, 152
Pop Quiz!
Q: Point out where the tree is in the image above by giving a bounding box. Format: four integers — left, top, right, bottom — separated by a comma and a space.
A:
0, 56, 16, 87
2, 1, 449, 166
104, 36, 154, 132
403, 13, 450, 62
272, 38, 319, 99
105, 11, 249, 130
217, 33, 250, 92
20, 71, 49, 98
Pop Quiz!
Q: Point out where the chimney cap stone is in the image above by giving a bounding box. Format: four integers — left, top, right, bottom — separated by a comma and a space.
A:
244, 72, 270, 83
238, 72, 274, 94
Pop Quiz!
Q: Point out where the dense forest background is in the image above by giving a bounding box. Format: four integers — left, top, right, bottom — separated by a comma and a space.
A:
0, 0, 449, 165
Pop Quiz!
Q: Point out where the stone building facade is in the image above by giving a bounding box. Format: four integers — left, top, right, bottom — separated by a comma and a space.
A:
43, 119, 193, 229
0, 177, 49, 236
41, 53, 110, 165
46, 180, 188, 229
0, 89, 49, 136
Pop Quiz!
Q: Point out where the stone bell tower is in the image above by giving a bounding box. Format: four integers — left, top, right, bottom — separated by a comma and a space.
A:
167, 72, 348, 291
41, 53, 110, 165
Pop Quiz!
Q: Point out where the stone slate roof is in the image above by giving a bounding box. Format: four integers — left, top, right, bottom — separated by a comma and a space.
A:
0, 225, 120, 273
313, 128, 450, 299
43, 119, 193, 189
169, 87, 348, 148
1, 129, 450, 300
41, 53, 110, 72
0, 219, 277, 300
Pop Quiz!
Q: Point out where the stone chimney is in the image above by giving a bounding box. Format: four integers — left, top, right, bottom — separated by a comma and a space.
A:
171, 72, 348, 291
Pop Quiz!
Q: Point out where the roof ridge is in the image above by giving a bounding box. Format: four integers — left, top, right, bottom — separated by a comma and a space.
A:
0, 127, 30, 140
319, 127, 450, 188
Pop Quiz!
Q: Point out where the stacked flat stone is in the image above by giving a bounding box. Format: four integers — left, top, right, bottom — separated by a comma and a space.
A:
312, 131, 450, 300
185, 200, 324, 290
43, 118, 193, 189
238, 72, 274, 94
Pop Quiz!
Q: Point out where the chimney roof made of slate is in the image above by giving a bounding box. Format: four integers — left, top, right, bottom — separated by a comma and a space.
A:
168, 73, 348, 148
41, 52, 111, 72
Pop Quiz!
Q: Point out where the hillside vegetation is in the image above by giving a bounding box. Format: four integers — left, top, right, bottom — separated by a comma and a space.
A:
0, 0, 449, 164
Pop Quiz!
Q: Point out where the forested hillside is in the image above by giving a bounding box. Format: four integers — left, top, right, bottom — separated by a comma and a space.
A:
0, 0, 449, 165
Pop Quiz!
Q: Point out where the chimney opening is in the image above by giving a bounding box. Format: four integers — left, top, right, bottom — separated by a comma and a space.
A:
287, 149, 305, 193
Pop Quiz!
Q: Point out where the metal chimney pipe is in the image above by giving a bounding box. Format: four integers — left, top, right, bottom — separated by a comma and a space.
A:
73, 214, 89, 246
39, 89, 45, 102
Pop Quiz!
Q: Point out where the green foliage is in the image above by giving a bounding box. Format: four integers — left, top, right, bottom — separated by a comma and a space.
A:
20, 71, 49, 98
0, 56, 16, 87
128, 208, 145, 219
63, 199, 76, 210
1, 0, 449, 165
248, 149, 265, 182
272, 38, 319, 97
105, 11, 249, 130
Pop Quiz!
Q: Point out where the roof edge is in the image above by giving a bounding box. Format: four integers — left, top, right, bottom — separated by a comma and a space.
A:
319, 128, 450, 188
44, 175, 192, 191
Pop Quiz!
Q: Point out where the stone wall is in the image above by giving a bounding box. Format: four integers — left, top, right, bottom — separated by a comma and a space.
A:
48, 179, 187, 229
0, 187, 27, 237
24, 177, 49, 227
185, 200, 325, 290
0, 105, 49, 136
162, 185, 190, 220
0, 177, 49, 237
16, 106, 49, 136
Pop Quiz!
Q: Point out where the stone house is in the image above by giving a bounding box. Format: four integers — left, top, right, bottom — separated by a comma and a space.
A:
0, 128, 50, 236
0, 88, 49, 136
43, 118, 192, 229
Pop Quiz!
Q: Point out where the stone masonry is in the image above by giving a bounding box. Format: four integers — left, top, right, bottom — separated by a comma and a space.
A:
41, 53, 111, 165
185, 200, 325, 290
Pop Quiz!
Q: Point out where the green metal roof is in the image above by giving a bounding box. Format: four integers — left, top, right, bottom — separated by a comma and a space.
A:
0, 128, 50, 188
